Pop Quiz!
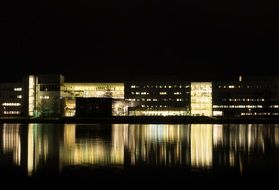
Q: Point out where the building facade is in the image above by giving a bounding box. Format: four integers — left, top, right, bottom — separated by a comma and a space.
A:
125, 81, 191, 116
212, 78, 279, 117
0, 74, 279, 118
0, 83, 24, 117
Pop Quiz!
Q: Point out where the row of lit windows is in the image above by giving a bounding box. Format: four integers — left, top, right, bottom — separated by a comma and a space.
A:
3, 111, 20, 114
131, 85, 189, 89
270, 105, 279, 108
131, 92, 149, 95
213, 105, 263, 108
141, 105, 168, 108
241, 112, 279, 116
39, 96, 50, 99
131, 91, 185, 95
218, 85, 262, 89
226, 98, 265, 102
127, 98, 185, 102
64, 83, 124, 91
14, 88, 22, 91
2, 103, 21, 106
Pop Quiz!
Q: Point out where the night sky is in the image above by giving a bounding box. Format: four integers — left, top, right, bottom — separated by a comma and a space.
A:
2, 0, 279, 82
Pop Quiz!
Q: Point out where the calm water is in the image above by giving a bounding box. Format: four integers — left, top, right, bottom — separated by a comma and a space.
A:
1, 123, 279, 187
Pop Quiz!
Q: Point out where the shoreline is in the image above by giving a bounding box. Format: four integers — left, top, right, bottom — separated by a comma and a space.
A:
1, 116, 279, 124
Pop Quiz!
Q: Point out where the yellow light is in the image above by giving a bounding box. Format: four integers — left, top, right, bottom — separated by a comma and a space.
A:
191, 82, 212, 116
191, 124, 213, 168
2, 124, 21, 166
27, 124, 34, 176
28, 75, 36, 116
63, 83, 124, 99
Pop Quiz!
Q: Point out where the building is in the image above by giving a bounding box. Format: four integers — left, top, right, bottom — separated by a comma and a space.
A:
0, 74, 279, 118
125, 81, 191, 116
0, 83, 24, 117
24, 75, 64, 117
62, 83, 125, 117
212, 77, 279, 117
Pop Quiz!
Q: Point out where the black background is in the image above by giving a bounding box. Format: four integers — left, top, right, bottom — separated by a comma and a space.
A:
2, 0, 279, 82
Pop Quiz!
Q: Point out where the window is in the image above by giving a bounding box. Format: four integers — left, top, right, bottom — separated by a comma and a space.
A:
14, 88, 22, 91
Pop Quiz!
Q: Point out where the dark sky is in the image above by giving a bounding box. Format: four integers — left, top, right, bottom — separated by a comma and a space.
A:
2, 0, 279, 82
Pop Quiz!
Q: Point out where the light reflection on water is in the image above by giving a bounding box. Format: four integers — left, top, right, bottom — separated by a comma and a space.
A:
1, 123, 279, 177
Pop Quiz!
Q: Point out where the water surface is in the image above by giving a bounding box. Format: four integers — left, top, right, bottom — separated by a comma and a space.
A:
1, 123, 279, 187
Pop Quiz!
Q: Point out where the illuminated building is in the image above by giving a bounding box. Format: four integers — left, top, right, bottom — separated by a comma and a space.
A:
1, 74, 279, 118
37, 75, 64, 117
62, 83, 125, 116
0, 83, 24, 116
212, 77, 279, 117
125, 81, 191, 116
23, 75, 64, 117
191, 82, 212, 116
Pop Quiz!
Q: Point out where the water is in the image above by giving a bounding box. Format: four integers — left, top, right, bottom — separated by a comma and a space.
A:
1, 123, 279, 187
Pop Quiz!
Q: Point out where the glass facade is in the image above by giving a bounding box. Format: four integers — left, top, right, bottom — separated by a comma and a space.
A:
191, 82, 212, 116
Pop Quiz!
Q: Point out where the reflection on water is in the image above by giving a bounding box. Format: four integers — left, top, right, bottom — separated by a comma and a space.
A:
1, 123, 279, 176
61, 124, 125, 168
191, 124, 212, 168
2, 124, 21, 166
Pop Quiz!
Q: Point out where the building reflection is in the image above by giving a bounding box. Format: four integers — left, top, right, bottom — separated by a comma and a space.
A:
60, 124, 126, 168
27, 123, 60, 176
191, 124, 213, 168
126, 124, 191, 167
212, 124, 279, 173
2, 124, 21, 166
1, 123, 279, 176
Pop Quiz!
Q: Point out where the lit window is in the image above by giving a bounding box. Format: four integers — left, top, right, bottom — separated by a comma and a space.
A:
2, 103, 21, 106
14, 88, 22, 91
213, 111, 223, 116
39, 96, 50, 99
4, 111, 20, 115
17, 95, 22, 99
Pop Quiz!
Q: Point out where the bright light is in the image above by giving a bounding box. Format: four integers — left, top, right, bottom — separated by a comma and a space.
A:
213, 111, 223, 116
63, 83, 124, 99
27, 124, 34, 176
191, 124, 213, 168
28, 75, 36, 116
2, 102, 21, 106
2, 124, 21, 166
191, 82, 212, 116
14, 88, 22, 91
